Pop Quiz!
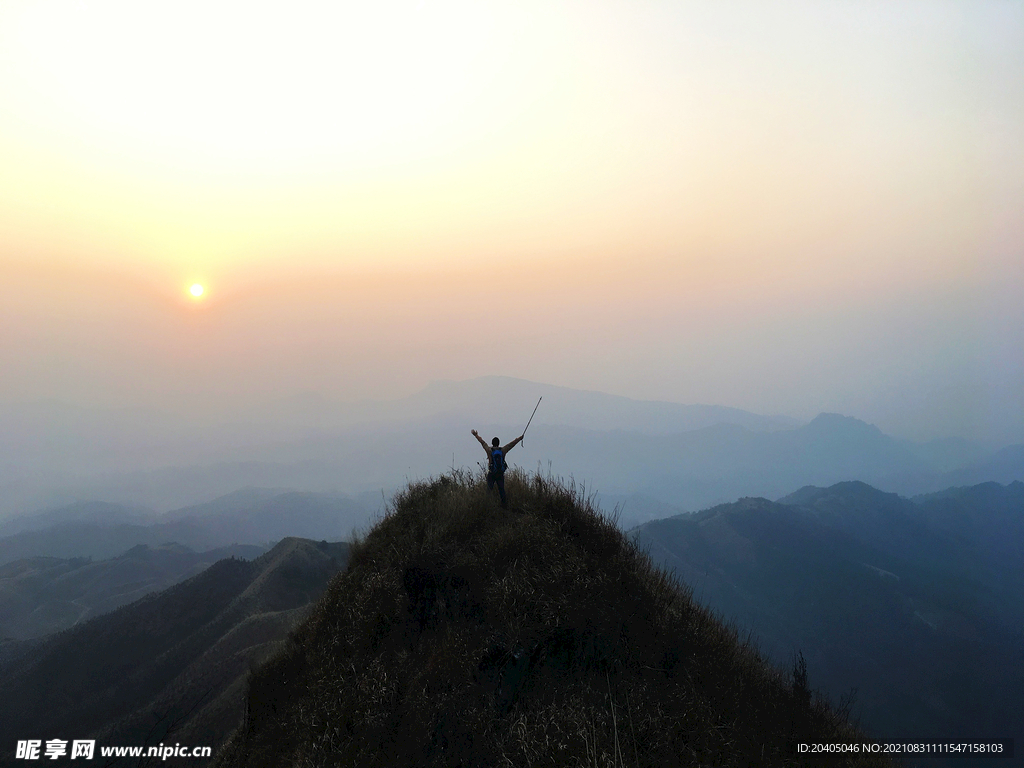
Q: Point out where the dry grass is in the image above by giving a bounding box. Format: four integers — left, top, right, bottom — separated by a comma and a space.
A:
217, 470, 891, 767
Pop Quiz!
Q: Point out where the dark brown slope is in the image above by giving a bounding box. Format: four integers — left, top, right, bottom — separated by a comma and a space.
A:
217, 473, 886, 768
0, 537, 348, 766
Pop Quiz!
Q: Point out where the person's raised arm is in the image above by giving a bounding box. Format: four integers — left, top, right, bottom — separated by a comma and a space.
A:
470, 429, 490, 454
503, 434, 524, 453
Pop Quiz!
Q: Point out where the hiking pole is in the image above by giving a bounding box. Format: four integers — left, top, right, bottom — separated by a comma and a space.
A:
521, 397, 542, 445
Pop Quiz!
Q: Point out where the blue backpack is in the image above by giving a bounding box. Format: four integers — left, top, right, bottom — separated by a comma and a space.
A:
490, 447, 507, 475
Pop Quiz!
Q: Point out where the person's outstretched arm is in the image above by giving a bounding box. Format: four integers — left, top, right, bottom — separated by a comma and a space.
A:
503, 435, 524, 453
470, 429, 490, 455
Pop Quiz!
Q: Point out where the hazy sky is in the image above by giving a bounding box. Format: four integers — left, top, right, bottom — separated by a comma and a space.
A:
1, 1, 1022, 443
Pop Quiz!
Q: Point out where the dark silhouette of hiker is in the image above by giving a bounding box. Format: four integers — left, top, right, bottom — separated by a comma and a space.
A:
471, 429, 523, 507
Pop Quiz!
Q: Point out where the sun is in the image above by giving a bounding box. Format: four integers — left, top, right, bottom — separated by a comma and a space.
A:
189, 283, 204, 298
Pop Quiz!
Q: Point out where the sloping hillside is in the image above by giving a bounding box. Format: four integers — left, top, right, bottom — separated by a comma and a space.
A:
218, 472, 882, 767
0, 537, 349, 765
913, 480, 1024, 626
0, 543, 265, 640
633, 482, 1024, 748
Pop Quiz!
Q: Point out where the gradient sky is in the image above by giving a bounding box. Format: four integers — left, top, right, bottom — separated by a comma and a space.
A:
1, 1, 1022, 443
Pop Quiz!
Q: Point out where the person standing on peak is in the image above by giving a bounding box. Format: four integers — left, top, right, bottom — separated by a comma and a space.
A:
471, 429, 523, 507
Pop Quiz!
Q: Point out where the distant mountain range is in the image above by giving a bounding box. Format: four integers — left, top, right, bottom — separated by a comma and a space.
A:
497, 412, 1023, 519
0, 500, 153, 537
0, 378, 1021, 523
632, 480, 1024, 748
0, 377, 799, 514
0, 537, 349, 765
0, 490, 376, 567
0, 377, 797, 475
2, 475, 1018, 765
0, 541, 266, 640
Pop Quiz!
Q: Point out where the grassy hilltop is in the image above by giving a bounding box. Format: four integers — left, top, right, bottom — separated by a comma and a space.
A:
218, 471, 885, 767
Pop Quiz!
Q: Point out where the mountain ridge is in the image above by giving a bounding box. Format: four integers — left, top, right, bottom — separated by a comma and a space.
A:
216, 472, 884, 767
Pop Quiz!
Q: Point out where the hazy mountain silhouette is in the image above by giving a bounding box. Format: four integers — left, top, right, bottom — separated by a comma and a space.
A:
936, 444, 1024, 488
0, 377, 793, 467
0, 542, 265, 640
238, 377, 803, 434
490, 413, 1007, 514
391, 377, 803, 433
155, 488, 376, 543
6, 416, 1021, 533
632, 481, 1024, 751
902, 436, 995, 473
0, 377, 799, 515
0, 537, 349, 766
0, 490, 376, 566
216, 473, 885, 767
2, 378, 1020, 528
0, 500, 154, 537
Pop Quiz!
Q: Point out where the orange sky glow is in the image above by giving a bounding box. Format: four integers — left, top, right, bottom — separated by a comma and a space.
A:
1, 0, 1022, 443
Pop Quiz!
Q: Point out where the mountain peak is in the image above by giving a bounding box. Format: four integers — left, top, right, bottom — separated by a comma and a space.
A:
218, 472, 878, 767
805, 412, 883, 436
778, 480, 894, 507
